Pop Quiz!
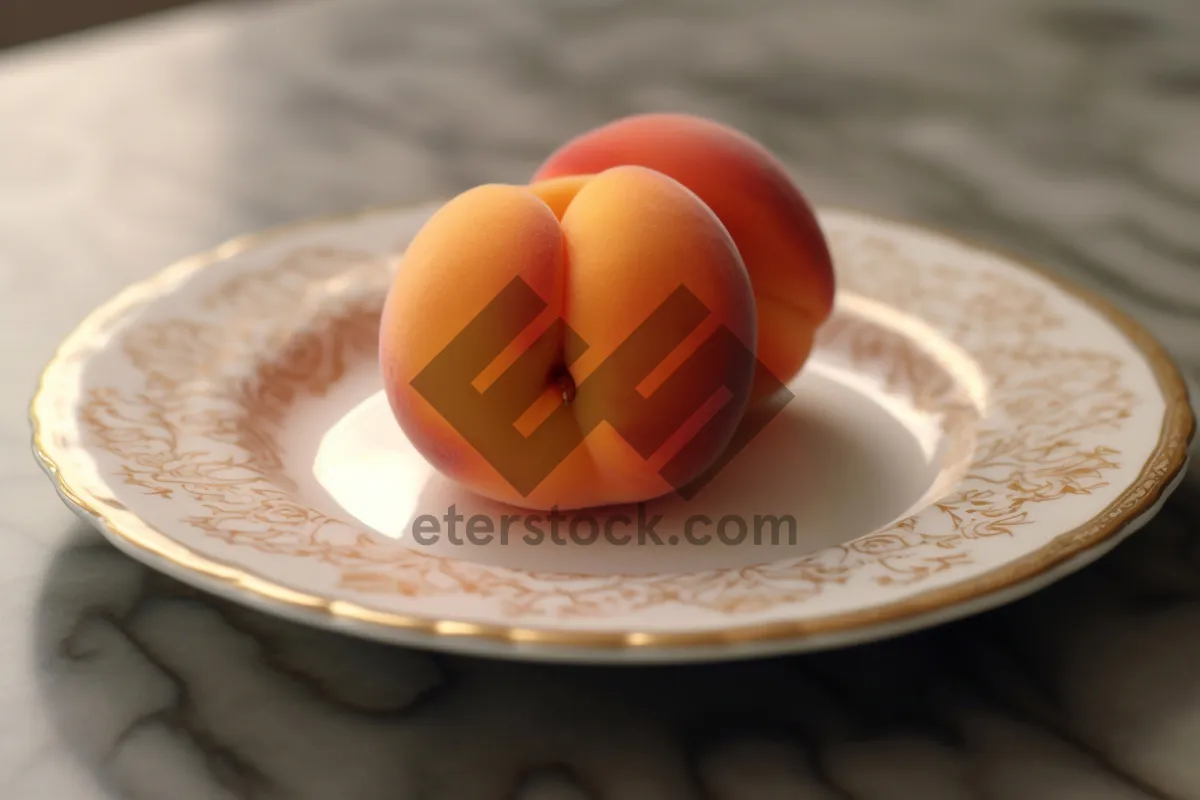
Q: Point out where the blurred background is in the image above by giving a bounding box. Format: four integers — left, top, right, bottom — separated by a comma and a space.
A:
1, 0, 251, 49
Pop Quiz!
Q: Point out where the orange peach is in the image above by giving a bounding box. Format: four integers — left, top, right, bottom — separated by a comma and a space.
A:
533, 113, 835, 397
379, 166, 757, 511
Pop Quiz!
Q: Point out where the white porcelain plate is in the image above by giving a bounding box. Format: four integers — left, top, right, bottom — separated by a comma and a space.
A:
32, 206, 1194, 663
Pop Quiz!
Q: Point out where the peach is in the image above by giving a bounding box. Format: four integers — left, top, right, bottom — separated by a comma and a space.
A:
379, 166, 757, 511
533, 113, 835, 397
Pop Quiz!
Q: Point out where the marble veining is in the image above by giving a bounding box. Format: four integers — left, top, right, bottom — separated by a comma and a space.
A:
1, 0, 1199, 796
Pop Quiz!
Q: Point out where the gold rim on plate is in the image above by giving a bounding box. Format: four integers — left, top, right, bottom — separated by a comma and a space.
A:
30, 205, 1196, 653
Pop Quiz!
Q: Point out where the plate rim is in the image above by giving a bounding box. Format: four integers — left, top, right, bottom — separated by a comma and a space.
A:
30, 204, 1196, 657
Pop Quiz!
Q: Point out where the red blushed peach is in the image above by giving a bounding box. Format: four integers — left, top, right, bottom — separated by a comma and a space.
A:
533, 113, 836, 397
379, 166, 757, 511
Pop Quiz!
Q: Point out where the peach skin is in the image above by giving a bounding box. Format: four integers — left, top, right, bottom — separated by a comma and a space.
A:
379, 166, 758, 511
532, 112, 835, 398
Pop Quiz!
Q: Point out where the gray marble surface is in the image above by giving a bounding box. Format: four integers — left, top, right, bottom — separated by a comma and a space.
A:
2, 0, 1200, 796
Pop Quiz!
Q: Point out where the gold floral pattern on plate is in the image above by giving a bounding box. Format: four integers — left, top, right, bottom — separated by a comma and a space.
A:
32, 207, 1194, 660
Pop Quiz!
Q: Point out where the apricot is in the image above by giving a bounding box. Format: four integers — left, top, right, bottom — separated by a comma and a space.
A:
533, 113, 835, 396
380, 166, 757, 511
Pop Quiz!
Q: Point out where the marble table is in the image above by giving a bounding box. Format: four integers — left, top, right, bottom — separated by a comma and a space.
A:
3, 0, 1199, 796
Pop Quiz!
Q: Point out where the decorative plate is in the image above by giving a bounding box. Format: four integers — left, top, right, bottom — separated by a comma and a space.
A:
32, 206, 1193, 663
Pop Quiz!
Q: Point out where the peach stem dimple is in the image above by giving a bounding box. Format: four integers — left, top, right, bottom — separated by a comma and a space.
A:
553, 365, 577, 405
